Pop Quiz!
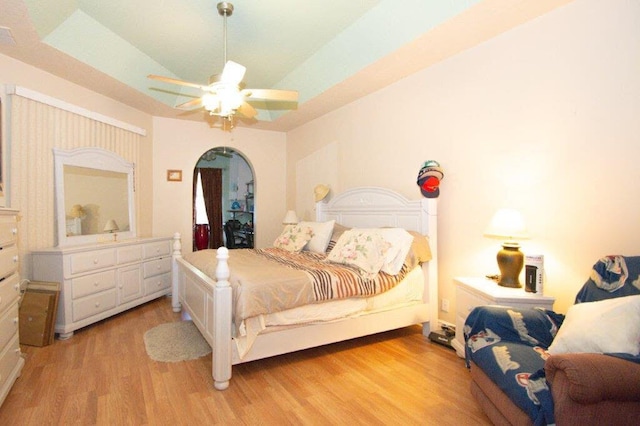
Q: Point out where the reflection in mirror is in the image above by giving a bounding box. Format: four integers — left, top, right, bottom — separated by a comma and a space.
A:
63, 165, 130, 236
54, 147, 136, 246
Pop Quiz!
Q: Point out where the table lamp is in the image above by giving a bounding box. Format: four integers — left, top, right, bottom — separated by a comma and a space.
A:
484, 208, 529, 288
282, 210, 298, 225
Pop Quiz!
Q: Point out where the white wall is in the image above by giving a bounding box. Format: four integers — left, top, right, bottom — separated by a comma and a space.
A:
151, 117, 287, 252
286, 0, 640, 321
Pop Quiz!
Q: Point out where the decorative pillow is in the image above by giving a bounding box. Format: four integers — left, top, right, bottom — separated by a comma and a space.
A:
548, 295, 640, 356
273, 225, 314, 252
300, 220, 335, 254
326, 229, 387, 278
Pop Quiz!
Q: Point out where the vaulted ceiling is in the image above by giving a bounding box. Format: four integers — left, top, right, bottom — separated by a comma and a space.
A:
0, 0, 573, 131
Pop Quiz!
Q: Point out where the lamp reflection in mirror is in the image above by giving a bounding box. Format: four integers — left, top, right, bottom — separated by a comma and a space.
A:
282, 210, 298, 225
103, 219, 119, 242
484, 209, 529, 288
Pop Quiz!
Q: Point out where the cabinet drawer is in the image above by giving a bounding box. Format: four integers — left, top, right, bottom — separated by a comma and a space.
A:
144, 272, 171, 295
143, 241, 171, 259
73, 290, 117, 322
456, 288, 488, 317
0, 334, 21, 389
72, 270, 116, 299
69, 249, 116, 275
0, 303, 18, 351
0, 274, 20, 315
0, 246, 19, 280
117, 245, 143, 264
143, 257, 171, 278
0, 216, 17, 248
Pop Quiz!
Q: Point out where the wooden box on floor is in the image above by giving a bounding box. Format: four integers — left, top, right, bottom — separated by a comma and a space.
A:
19, 281, 60, 347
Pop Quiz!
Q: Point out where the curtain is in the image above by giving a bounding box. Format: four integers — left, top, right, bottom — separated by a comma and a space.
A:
194, 167, 223, 249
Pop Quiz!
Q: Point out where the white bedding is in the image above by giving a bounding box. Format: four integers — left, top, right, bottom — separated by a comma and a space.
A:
235, 265, 425, 358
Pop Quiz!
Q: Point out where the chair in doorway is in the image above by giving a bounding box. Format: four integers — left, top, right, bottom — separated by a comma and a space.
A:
224, 220, 251, 249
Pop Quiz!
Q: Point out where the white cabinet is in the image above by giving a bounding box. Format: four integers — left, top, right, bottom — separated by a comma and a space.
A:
452, 277, 556, 358
0, 209, 23, 407
31, 237, 172, 339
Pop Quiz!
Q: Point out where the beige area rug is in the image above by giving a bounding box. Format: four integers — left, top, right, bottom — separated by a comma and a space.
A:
143, 321, 212, 362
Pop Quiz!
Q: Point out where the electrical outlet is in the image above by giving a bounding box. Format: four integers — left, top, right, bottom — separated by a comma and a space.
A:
441, 298, 450, 313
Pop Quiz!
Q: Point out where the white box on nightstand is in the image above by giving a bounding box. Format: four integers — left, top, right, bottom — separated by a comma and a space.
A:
452, 277, 555, 358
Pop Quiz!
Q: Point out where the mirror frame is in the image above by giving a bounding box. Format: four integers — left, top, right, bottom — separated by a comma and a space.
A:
54, 147, 136, 246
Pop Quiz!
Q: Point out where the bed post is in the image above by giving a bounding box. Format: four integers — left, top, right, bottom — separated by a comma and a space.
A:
171, 232, 182, 313
422, 198, 438, 336
213, 247, 233, 390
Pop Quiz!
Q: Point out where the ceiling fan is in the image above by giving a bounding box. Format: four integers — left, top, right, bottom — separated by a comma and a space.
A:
148, 2, 298, 125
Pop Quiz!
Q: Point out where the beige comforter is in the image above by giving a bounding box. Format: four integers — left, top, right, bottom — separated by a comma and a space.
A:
184, 248, 408, 324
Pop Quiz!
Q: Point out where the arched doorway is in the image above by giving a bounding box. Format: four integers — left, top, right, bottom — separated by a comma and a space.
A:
193, 147, 255, 250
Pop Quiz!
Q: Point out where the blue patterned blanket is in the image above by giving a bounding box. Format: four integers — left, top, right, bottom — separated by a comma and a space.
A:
464, 255, 640, 425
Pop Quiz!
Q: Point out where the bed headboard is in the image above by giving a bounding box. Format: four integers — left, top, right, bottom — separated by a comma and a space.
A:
316, 186, 438, 317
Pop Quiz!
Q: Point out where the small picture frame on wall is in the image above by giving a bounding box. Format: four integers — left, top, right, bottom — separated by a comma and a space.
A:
167, 170, 182, 182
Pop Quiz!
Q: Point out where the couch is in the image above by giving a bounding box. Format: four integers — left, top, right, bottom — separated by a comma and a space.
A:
464, 255, 640, 425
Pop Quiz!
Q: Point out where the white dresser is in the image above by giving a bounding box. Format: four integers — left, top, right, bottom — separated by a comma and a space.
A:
0, 209, 23, 407
452, 277, 555, 358
31, 237, 173, 339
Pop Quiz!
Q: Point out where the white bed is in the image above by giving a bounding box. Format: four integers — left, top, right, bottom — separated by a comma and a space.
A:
171, 186, 438, 390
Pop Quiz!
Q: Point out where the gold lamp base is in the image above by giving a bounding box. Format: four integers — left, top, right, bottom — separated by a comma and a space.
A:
496, 242, 523, 288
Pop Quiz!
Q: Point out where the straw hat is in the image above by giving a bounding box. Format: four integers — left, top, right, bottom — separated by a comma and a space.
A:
314, 184, 330, 202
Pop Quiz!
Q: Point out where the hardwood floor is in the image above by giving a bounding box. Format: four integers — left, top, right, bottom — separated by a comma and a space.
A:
0, 297, 491, 425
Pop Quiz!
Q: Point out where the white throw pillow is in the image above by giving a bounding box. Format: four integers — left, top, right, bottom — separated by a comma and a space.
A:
376, 228, 415, 275
547, 295, 640, 356
300, 220, 335, 254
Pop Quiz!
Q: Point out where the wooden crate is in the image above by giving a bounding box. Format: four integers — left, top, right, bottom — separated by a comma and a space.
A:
19, 281, 60, 347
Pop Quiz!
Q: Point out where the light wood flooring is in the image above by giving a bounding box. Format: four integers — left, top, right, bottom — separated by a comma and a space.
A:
0, 297, 491, 425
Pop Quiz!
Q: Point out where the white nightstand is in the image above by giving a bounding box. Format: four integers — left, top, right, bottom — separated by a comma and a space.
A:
452, 277, 555, 358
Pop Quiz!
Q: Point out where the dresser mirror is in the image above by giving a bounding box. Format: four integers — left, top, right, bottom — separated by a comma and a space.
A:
54, 147, 136, 246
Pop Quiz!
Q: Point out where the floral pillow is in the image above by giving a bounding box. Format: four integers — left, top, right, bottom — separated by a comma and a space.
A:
326, 229, 388, 278
273, 225, 314, 252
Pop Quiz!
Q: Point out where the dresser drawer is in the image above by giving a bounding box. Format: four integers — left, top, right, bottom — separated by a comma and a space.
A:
143, 241, 171, 259
73, 290, 117, 322
143, 257, 171, 278
0, 247, 19, 280
0, 304, 18, 351
456, 286, 488, 317
117, 245, 143, 264
0, 334, 21, 389
0, 274, 20, 315
69, 249, 116, 275
72, 270, 117, 299
144, 272, 171, 295
0, 216, 17, 248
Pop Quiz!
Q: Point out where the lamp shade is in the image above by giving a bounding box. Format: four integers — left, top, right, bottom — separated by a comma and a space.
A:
103, 219, 119, 233
282, 210, 298, 225
484, 209, 529, 241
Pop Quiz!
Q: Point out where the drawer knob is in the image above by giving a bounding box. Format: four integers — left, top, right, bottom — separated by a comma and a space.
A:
94, 282, 99, 287
13, 317, 18, 325
95, 302, 100, 307
93, 259, 99, 264
11, 227, 17, 235
12, 255, 18, 263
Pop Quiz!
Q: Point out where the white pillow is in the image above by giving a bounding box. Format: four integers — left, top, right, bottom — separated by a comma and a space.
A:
300, 220, 335, 254
273, 225, 314, 252
376, 228, 415, 275
548, 295, 640, 356
326, 229, 387, 278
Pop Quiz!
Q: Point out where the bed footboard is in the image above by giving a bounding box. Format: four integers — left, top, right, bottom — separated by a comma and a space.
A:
172, 236, 233, 390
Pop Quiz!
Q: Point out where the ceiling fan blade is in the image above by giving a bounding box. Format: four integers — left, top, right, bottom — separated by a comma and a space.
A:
242, 88, 298, 102
220, 60, 246, 85
175, 98, 203, 109
148, 74, 206, 90
237, 102, 258, 119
